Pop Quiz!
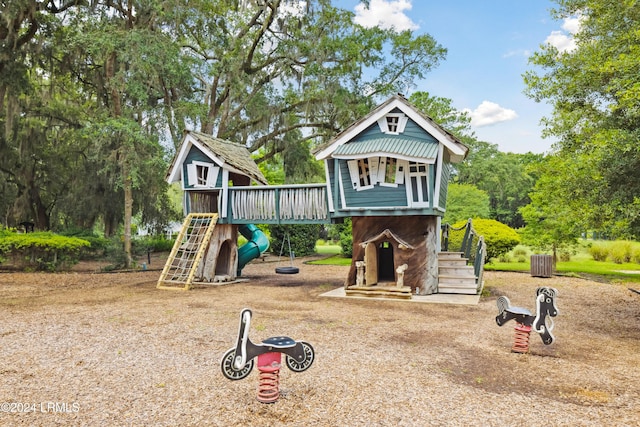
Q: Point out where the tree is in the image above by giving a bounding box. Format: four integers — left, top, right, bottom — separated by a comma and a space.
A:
47, 1, 187, 266
524, 0, 640, 238
408, 91, 475, 142
457, 149, 538, 228
1, 0, 450, 265
519, 155, 585, 264
442, 183, 490, 224
0, 0, 84, 229
175, 0, 447, 161
408, 91, 537, 228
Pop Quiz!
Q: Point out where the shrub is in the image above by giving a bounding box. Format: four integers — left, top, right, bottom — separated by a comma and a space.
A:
134, 235, 176, 253
589, 243, 609, 261
513, 245, 529, 258
608, 241, 633, 264
497, 253, 512, 263
268, 224, 321, 257
337, 218, 353, 258
0, 231, 90, 271
558, 250, 572, 262
449, 218, 520, 261
59, 228, 110, 259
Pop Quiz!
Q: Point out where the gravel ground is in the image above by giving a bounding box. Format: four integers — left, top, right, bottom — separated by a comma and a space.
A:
0, 256, 639, 426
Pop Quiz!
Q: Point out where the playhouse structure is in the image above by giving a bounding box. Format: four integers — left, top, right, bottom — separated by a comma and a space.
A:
158, 94, 485, 297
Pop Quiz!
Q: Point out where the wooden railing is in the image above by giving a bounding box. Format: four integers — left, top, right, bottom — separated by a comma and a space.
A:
441, 218, 487, 288
226, 184, 329, 224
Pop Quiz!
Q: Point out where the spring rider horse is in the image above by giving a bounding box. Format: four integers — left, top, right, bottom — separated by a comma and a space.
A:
495, 287, 559, 353
221, 308, 315, 403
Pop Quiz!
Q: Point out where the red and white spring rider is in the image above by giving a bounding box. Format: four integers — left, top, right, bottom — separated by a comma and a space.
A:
221, 308, 315, 403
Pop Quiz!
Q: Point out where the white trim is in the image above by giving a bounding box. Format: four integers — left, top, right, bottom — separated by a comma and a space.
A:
377, 156, 399, 188
180, 163, 187, 190
187, 163, 197, 186
323, 162, 335, 213
220, 169, 229, 218
433, 144, 444, 208
182, 191, 188, 215
376, 157, 387, 183
338, 163, 347, 209
331, 152, 436, 164
406, 161, 430, 208
167, 134, 226, 183
346, 159, 374, 191
347, 160, 359, 190
369, 156, 379, 185
168, 141, 192, 183
377, 113, 408, 135
396, 159, 407, 185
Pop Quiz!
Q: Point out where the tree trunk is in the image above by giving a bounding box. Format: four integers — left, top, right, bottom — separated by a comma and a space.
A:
123, 163, 133, 269
107, 50, 133, 268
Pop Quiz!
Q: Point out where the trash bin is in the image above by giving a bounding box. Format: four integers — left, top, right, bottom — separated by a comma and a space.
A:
530, 254, 553, 278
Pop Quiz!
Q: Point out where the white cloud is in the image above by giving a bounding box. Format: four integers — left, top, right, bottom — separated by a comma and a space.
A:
545, 30, 577, 53
503, 48, 532, 59
353, 0, 418, 32
562, 16, 582, 34
464, 101, 518, 127
545, 15, 582, 53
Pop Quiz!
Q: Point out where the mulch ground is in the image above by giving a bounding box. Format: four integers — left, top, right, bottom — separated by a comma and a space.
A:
0, 255, 639, 426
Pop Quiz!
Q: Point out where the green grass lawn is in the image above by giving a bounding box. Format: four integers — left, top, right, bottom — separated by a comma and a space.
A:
314, 244, 341, 255
309, 243, 351, 266
486, 242, 640, 284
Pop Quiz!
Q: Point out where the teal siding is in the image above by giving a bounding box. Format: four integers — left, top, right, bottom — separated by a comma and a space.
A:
183, 146, 223, 189
355, 116, 439, 144
402, 119, 439, 142
357, 122, 385, 140
338, 160, 408, 208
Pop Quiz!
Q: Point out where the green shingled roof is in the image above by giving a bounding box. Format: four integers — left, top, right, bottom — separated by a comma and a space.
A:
188, 131, 268, 185
331, 137, 439, 161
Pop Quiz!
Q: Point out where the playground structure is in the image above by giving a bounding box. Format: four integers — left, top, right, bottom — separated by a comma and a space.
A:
221, 308, 315, 403
159, 95, 487, 297
495, 287, 559, 353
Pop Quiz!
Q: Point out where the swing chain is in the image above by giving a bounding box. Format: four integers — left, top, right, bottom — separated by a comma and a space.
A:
278, 233, 295, 265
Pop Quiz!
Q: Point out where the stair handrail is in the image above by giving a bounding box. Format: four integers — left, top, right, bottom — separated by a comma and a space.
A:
474, 236, 487, 291
441, 218, 486, 281
440, 219, 470, 252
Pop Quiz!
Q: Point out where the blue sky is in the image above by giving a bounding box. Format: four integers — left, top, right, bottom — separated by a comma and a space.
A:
341, 0, 579, 154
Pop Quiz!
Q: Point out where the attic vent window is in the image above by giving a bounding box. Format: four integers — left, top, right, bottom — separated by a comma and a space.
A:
386, 116, 399, 132
377, 113, 408, 134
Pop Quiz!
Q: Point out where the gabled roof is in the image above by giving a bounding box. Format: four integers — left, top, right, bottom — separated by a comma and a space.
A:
167, 131, 268, 185
313, 94, 468, 163
359, 228, 415, 250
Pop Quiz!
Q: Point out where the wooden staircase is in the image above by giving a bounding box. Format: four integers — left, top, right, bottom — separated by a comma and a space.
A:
437, 252, 480, 295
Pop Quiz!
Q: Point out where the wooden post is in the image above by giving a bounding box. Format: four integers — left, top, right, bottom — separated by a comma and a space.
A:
425, 218, 438, 294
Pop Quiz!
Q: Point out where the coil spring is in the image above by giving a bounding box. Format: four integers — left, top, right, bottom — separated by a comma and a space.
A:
512, 323, 532, 354
257, 363, 281, 403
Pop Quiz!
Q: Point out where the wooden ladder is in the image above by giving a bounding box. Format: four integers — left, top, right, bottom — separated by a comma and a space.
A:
157, 213, 218, 290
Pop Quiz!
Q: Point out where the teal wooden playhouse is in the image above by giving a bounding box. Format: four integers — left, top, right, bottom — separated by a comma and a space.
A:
159, 95, 485, 298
